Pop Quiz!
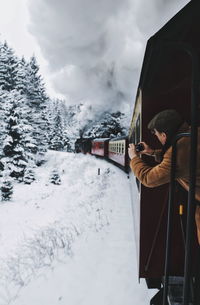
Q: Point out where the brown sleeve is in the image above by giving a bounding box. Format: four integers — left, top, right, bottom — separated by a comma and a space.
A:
130, 148, 172, 188
154, 149, 162, 163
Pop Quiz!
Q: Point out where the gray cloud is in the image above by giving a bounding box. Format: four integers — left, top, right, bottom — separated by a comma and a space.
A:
28, 0, 189, 115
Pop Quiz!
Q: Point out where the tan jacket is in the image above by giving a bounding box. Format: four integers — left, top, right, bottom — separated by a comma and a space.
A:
130, 123, 200, 243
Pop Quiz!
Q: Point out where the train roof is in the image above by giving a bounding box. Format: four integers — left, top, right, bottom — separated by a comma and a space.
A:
109, 136, 128, 142
75, 137, 92, 142
92, 138, 110, 142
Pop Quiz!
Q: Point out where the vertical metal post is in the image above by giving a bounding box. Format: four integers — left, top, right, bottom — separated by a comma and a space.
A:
163, 143, 177, 305
183, 53, 199, 305
163, 133, 190, 305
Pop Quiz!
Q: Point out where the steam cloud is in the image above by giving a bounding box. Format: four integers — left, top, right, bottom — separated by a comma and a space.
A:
28, 0, 189, 113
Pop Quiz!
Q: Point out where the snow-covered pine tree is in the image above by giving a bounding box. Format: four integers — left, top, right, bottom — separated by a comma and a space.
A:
1, 180, 13, 201
1, 90, 35, 165
26, 56, 47, 105
49, 169, 61, 185
0, 89, 9, 154
0, 41, 51, 174
7, 45, 18, 90
83, 111, 127, 139
23, 167, 35, 184
20, 110, 37, 158
63, 129, 71, 152
0, 42, 18, 91
49, 109, 65, 151
0, 42, 10, 90
1, 170, 13, 201
49, 100, 68, 151
38, 105, 50, 152
15, 57, 27, 94
25, 56, 49, 157
1, 94, 28, 179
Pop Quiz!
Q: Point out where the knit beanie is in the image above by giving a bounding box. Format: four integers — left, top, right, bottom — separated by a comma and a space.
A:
148, 109, 184, 136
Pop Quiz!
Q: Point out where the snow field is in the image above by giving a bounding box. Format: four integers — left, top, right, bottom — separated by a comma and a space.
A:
0, 151, 151, 304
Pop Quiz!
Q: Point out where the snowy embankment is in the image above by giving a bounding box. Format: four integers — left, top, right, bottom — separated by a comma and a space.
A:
0, 151, 151, 305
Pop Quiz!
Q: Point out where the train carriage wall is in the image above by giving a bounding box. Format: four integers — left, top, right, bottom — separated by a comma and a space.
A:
91, 138, 110, 157
129, 0, 200, 280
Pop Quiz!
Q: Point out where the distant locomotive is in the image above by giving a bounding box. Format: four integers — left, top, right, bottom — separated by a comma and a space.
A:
75, 138, 92, 154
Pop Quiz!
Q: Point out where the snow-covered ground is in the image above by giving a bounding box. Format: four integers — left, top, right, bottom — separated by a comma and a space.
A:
0, 151, 153, 305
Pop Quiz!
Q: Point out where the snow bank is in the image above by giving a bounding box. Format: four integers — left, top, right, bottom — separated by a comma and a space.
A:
0, 151, 152, 305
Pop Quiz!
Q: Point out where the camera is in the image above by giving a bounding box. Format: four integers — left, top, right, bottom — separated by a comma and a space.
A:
135, 143, 144, 152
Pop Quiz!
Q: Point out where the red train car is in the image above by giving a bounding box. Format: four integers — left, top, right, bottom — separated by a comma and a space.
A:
108, 137, 129, 171
91, 138, 110, 157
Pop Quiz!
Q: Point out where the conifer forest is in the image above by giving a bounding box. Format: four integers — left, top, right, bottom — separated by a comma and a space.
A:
0, 41, 127, 200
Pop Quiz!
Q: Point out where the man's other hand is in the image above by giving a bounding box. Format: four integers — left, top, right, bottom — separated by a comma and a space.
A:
128, 143, 138, 160
139, 142, 154, 156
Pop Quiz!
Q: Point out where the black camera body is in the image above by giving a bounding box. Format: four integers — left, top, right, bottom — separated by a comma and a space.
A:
135, 143, 144, 152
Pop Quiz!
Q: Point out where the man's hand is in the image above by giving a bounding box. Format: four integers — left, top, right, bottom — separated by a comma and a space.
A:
128, 143, 138, 160
128, 142, 155, 160
139, 142, 154, 156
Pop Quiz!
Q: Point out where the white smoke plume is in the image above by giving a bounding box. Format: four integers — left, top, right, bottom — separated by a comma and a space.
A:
28, 0, 189, 114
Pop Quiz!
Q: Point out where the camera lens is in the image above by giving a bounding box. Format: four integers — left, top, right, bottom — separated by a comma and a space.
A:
135, 143, 144, 152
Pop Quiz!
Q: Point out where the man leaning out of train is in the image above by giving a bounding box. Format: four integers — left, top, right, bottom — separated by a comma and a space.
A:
128, 109, 200, 244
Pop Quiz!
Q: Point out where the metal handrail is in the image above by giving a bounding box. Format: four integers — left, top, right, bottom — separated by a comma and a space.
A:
163, 132, 190, 305
183, 46, 199, 305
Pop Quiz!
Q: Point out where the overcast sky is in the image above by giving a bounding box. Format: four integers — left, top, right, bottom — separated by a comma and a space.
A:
0, 0, 190, 114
